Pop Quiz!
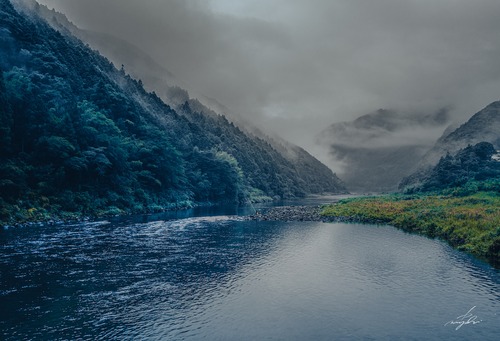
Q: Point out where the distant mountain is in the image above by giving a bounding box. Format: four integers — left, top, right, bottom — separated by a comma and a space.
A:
319, 108, 449, 192
400, 101, 500, 189
0, 0, 345, 223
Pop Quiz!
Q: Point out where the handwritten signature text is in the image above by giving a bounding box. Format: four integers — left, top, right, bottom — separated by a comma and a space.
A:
444, 306, 482, 330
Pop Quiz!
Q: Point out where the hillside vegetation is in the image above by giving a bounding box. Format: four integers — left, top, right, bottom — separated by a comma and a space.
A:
400, 101, 500, 189
0, 0, 345, 225
400, 142, 500, 193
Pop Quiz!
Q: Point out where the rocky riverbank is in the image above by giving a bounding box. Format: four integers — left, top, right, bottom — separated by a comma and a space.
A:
245, 205, 384, 224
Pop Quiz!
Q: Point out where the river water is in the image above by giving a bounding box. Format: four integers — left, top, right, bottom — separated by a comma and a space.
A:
1, 200, 499, 340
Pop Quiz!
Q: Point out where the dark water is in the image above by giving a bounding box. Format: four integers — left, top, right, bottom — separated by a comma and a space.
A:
1, 202, 499, 340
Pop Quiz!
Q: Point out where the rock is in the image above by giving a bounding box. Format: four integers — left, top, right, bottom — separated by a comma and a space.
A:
246, 205, 325, 222
245, 205, 386, 225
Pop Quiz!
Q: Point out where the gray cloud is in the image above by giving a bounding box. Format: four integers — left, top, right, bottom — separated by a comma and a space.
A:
36, 0, 500, 171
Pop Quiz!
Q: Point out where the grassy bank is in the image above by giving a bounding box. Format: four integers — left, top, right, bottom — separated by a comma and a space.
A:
321, 192, 500, 267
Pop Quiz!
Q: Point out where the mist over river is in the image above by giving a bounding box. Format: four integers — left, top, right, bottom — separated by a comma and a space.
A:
1, 200, 499, 340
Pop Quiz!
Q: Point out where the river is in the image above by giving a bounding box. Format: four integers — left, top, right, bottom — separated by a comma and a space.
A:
1, 198, 499, 340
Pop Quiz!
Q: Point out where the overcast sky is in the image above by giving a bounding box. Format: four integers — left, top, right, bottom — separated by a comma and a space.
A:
36, 0, 500, 168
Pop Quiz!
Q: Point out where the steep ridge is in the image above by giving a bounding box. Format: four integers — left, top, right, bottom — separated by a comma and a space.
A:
400, 101, 500, 189
0, 0, 345, 223
13, 0, 344, 195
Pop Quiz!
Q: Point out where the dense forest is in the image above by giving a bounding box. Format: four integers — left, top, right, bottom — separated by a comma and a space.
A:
400, 142, 500, 194
0, 0, 345, 224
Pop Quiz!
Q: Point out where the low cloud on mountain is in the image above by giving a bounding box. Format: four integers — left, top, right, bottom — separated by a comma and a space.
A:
318, 109, 450, 192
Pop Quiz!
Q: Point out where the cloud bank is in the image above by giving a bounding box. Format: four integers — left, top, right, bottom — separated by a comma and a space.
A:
317, 109, 450, 191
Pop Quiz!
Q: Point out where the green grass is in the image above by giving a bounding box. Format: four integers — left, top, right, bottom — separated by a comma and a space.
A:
321, 192, 500, 267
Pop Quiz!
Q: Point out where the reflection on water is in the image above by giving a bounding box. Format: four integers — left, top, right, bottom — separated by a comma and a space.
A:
1, 205, 499, 340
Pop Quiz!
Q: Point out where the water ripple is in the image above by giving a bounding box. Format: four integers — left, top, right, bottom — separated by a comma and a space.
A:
1, 218, 498, 340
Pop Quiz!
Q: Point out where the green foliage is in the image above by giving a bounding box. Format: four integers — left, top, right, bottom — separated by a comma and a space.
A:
322, 192, 500, 267
0, 0, 344, 224
403, 142, 500, 193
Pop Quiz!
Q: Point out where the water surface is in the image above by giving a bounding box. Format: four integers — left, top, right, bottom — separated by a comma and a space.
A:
1, 205, 499, 340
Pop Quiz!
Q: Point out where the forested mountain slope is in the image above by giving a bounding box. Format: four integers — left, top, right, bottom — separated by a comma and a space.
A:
0, 0, 345, 223
14, 0, 343, 198
401, 142, 500, 193
400, 101, 500, 189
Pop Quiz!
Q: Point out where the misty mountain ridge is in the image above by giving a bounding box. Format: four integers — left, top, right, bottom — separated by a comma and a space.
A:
0, 0, 346, 223
349, 108, 448, 132
14, 0, 338, 187
420, 101, 500, 165
400, 101, 500, 189
16, 0, 248, 122
13, 0, 180, 86
319, 108, 450, 192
